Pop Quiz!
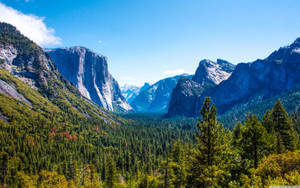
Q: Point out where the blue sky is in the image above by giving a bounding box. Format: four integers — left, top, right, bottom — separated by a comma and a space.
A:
1, 0, 300, 86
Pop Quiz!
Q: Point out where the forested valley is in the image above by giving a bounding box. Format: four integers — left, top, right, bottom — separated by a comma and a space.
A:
1, 97, 299, 187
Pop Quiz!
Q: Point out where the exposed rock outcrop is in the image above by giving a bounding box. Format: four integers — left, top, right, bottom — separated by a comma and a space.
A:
46, 47, 132, 112
167, 59, 235, 117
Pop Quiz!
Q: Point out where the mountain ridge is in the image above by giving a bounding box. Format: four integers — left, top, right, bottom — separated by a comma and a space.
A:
167, 58, 235, 117
167, 37, 300, 118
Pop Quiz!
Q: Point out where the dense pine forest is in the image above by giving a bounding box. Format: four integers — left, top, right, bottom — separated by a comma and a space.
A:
1, 96, 299, 187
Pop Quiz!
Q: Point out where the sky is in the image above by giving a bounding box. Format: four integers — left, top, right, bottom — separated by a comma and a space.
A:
0, 0, 300, 86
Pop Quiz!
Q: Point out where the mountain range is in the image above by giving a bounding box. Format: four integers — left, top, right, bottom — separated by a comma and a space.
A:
167, 38, 300, 123
130, 74, 192, 113
121, 83, 150, 103
0, 22, 120, 125
2, 20, 300, 127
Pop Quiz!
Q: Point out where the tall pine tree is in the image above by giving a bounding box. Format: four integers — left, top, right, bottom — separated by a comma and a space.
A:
238, 115, 268, 168
104, 155, 119, 188
187, 97, 228, 187
271, 100, 298, 153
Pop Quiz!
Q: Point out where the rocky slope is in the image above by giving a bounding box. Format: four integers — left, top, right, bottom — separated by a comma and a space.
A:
167, 77, 204, 117
46, 47, 132, 112
202, 38, 300, 114
167, 59, 235, 117
192, 59, 235, 87
168, 38, 300, 118
131, 74, 192, 113
121, 83, 150, 103
0, 22, 120, 124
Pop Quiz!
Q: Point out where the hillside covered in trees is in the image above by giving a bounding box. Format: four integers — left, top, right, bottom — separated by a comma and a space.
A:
1, 95, 299, 187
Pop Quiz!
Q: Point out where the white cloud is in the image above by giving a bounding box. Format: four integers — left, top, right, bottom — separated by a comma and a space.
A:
0, 2, 61, 47
163, 69, 192, 77
98, 40, 102, 44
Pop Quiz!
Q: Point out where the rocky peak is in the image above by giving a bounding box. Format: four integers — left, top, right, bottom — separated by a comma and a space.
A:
46, 47, 132, 112
192, 59, 235, 86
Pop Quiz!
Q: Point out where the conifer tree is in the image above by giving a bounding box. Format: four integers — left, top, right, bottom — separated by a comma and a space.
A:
238, 115, 268, 168
233, 121, 242, 147
105, 155, 119, 188
187, 97, 227, 187
271, 100, 298, 153
262, 109, 273, 133
169, 142, 186, 188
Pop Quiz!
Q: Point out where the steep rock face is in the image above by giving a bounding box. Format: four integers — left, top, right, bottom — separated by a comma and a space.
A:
121, 83, 150, 103
167, 59, 235, 117
0, 23, 58, 90
0, 22, 120, 124
131, 74, 192, 113
46, 47, 132, 112
167, 77, 204, 117
201, 38, 300, 114
0, 79, 32, 106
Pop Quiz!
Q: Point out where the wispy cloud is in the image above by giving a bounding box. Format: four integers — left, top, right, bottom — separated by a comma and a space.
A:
163, 69, 192, 77
98, 40, 102, 44
0, 2, 61, 47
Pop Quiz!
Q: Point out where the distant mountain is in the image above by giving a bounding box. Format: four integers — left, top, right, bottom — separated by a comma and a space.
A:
0, 22, 120, 124
121, 85, 140, 103
121, 83, 150, 103
201, 37, 300, 114
131, 74, 192, 113
167, 59, 235, 117
168, 38, 300, 119
46, 47, 132, 112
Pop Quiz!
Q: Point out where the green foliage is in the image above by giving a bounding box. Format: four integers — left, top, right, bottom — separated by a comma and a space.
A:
271, 100, 298, 153
219, 86, 300, 128
237, 115, 270, 168
232, 121, 242, 147
186, 97, 230, 187
0, 65, 197, 187
105, 155, 119, 188
243, 150, 300, 186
